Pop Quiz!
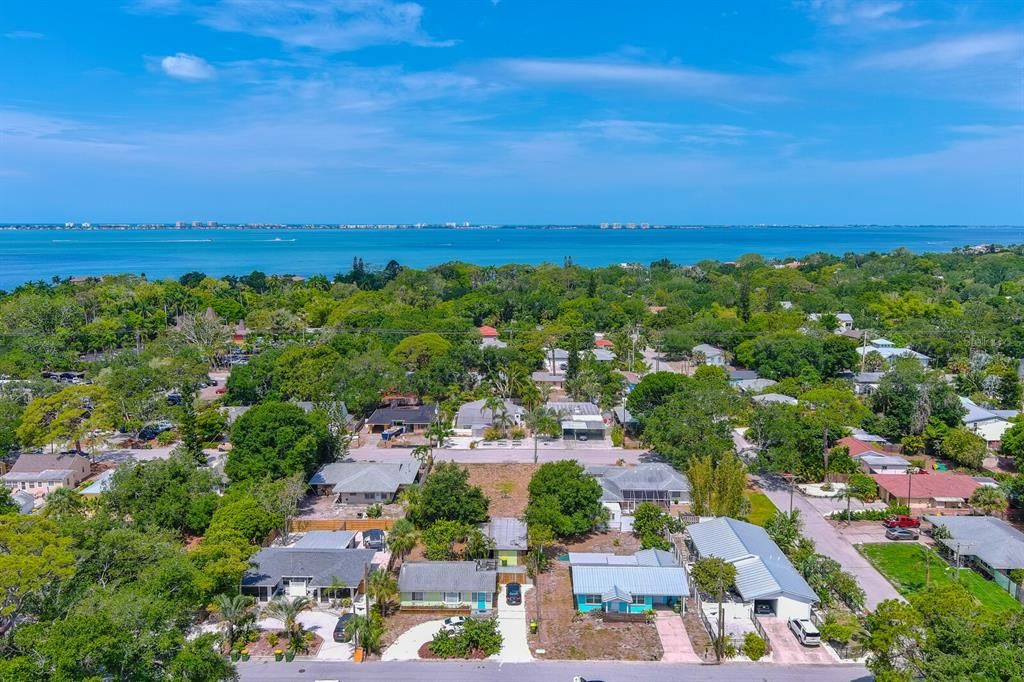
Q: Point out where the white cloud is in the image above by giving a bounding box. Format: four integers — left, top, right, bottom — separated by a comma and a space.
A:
496, 58, 784, 102
160, 53, 216, 80
857, 31, 1024, 70
142, 0, 454, 51
803, 0, 928, 30
3, 30, 45, 39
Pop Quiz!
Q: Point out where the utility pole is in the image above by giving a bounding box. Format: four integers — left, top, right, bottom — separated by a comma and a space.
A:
859, 331, 869, 373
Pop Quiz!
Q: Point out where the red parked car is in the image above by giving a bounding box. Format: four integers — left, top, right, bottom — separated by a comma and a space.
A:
883, 515, 920, 529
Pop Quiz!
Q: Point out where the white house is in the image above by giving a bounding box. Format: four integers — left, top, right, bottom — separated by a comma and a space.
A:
959, 396, 1018, 447
856, 338, 930, 367
687, 517, 818, 620
693, 343, 728, 367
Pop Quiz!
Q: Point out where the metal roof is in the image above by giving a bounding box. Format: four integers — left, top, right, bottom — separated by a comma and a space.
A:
546, 401, 601, 416
734, 378, 778, 393
243, 548, 375, 588
479, 517, 528, 551
308, 461, 419, 494
751, 393, 798, 405
365, 404, 439, 425
924, 515, 1024, 570
860, 454, 909, 467
571, 564, 689, 598
693, 343, 725, 356
291, 531, 357, 550
398, 561, 497, 594
687, 517, 818, 603
569, 549, 679, 567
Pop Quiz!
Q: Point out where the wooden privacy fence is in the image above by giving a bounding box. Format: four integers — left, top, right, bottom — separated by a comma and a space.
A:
288, 518, 396, 533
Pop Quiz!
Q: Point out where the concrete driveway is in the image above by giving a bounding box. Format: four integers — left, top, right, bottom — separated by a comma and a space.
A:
756, 476, 903, 610
257, 610, 352, 661
654, 611, 700, 663
759, 618, 836, 665
494, 584, 532, 662
381, 618, 447, 661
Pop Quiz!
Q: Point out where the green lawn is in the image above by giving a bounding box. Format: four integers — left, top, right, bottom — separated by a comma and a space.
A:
744, 491, 778, 526
860, 542, 1022, 614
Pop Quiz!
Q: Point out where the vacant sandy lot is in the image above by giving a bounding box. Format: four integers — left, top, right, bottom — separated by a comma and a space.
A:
464, 463, 538, 518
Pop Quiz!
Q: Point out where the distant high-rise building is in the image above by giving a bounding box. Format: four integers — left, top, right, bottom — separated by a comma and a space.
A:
207, 221, 218, 227
64, 222, 75, 228
191, 221, 202, 227
81, 222, 91, 228
175, 221, 185, 228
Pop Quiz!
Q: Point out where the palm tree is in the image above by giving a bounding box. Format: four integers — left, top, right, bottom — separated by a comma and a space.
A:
213, 593, 255, 651
265, 595, 312, 636
367, 570, 399, 616
345, 613, 385, 654
524, 407, 561, 464
388, 519, 418, 564
464, 527, 495, 560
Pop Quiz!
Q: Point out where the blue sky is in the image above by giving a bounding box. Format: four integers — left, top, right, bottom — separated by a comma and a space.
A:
1, 1, 1022, 224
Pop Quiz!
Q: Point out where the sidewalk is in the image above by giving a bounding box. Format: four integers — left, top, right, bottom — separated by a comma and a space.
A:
755, 476, 902, 610
654, 611, 701, 663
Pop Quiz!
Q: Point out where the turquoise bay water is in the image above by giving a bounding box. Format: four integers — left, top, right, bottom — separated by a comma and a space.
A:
1, 225, 1021, 289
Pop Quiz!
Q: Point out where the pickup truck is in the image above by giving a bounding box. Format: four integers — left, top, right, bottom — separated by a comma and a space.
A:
883, 515, 920, 529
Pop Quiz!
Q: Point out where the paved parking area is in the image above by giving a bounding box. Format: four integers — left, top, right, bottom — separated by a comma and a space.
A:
759, 618, 836, 665
382, 618, 447, 660
494, 584, 532, 662
654, 611, 700, 663
257, 610, 352, 661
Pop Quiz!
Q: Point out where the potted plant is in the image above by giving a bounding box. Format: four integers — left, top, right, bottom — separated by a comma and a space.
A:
230, 646, 241, 662
284, 649, 296, 662
273, 649, 283, 662
240, 648, 250, 662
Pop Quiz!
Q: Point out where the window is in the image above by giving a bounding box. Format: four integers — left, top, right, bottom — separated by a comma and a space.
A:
411, 592, 424, 602
444, 592, 460, 603
584, 594, 602, 605
631, 595, 646, 605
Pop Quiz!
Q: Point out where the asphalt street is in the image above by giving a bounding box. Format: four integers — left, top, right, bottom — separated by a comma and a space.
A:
237, 660, 872, 682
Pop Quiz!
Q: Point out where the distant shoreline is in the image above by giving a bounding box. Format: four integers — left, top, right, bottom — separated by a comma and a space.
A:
1, 223, 1019, 231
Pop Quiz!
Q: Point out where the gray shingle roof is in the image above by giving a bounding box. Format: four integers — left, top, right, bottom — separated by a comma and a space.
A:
688, 517, 818, 603
366, 404, 438, 426
693, 344, 725, 357
924, 515, 1024, 570
479, 517, 528, 551
734, 378, 779, 393
308, 461, 419, 495
8, 453, 87, 474
243, 548, 375, 588
751, 393, 798, 405
546, 401, 601, 416
455, 399, 524, 429
586, 464, 690, 503
398, 562, 497, 593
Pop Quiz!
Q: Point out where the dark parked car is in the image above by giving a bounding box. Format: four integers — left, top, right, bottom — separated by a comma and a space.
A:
754, 602, 774, 615
363, 529, 386, 550
333, 613, 354, 642
885, 527, 918, 541
506, 582, 522, 605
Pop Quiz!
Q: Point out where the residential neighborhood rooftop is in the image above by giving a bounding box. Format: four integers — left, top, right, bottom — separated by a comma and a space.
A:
924, 515, 1024, 570
308, 460, 419, 495
586, 464, 690, 503
290, 530, 357, 550
688, 517, 818, 603
478, 517, 528, 551
242, 548, 376, 588
871, 473, 980, 500
398, 561, 497, 594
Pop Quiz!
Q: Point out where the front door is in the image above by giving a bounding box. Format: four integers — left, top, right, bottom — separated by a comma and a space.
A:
477, 592, 487, 610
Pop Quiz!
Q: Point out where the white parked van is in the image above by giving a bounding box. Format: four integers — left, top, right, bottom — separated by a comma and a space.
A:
788, 617, 821, 646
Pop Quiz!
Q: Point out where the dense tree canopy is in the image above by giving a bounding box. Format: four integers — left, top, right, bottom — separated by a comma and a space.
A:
225, 401, 331, 482
525, 460, 605, 538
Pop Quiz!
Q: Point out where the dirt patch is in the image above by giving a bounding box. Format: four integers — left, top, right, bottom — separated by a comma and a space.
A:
464, 463, 538, 518
525, 531, 663, 661
380, 611, 444, 652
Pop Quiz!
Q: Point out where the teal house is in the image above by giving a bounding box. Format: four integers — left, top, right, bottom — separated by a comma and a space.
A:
569, 549, 689, 614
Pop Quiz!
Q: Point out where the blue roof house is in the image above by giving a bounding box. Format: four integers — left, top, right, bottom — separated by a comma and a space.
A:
569, 549, 689, 614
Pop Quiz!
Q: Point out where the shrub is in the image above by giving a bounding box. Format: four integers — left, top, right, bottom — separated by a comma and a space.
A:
429, 617, 503, 658
482, 427, 502, 441
366, 504, 383, 519
509, 426, 527, 440
156, 430, 177, 446
742, 632, 767, 661
610, 425, 624, 447
831, 505, 910, 521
